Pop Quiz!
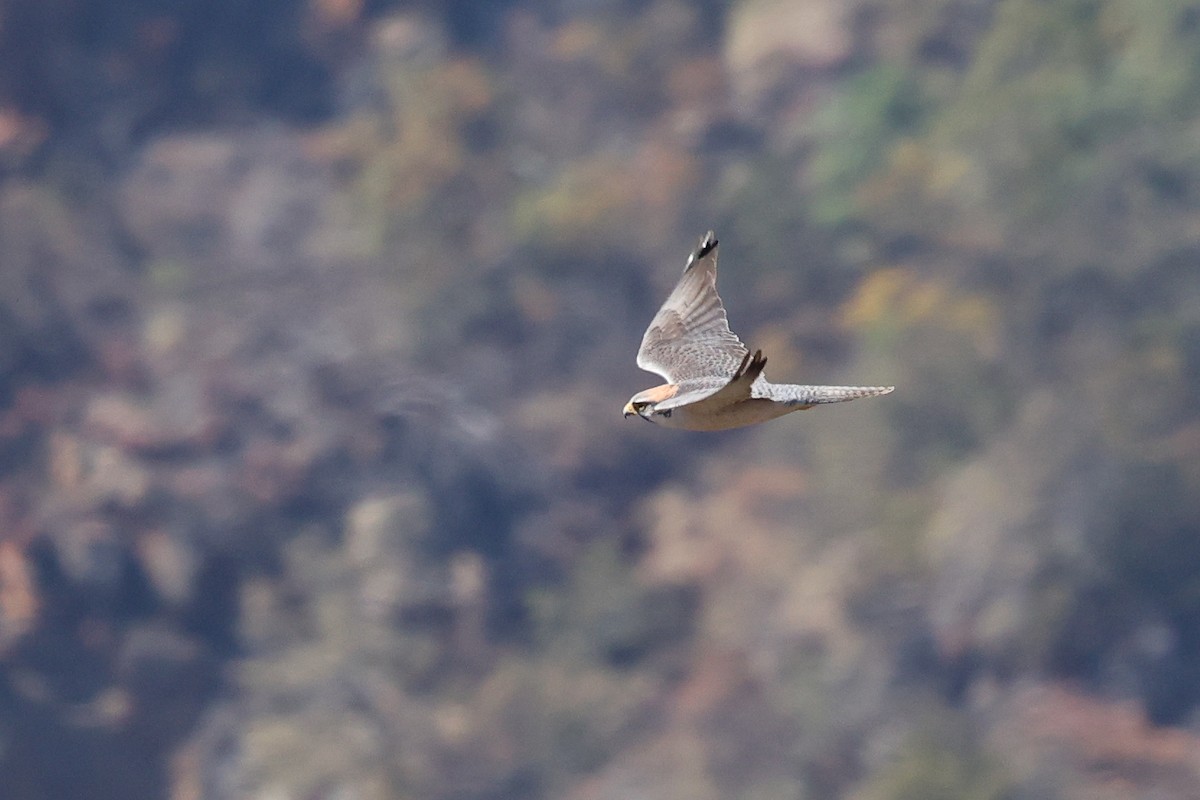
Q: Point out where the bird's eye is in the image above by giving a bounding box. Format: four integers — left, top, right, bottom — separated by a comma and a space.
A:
661, 409, 672, 418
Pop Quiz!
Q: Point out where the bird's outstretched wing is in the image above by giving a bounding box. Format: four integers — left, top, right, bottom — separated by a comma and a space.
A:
656, 349, 767, 412
636, 231, 749, 384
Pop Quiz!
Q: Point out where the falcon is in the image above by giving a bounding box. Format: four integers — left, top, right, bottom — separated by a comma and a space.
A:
623, 231, 893, 431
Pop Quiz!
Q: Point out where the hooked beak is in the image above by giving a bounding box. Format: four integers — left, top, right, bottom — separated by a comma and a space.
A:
623, 401, 636, 418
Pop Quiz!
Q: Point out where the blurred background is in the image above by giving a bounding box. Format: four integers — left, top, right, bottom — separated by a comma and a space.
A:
0, 0, 1198, 798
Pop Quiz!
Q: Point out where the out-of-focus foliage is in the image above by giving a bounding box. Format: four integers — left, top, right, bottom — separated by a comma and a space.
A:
851, 722, 1013, 800
808, 67, 930, 226
0, 1, 1199, 799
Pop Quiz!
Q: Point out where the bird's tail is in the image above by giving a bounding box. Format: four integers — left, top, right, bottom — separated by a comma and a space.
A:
769, 384, 894, 409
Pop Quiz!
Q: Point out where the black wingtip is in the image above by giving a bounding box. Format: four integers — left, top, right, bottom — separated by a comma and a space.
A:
751, 349, 766, 373
732, 349, 767, 380
685, 230, 718, 269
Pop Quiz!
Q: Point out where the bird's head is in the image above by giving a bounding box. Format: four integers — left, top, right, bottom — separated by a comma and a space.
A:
623, 396, 653, 421
623, 385, 677, 422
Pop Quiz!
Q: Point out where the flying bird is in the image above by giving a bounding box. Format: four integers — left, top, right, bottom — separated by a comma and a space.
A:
624, 231, 893, 431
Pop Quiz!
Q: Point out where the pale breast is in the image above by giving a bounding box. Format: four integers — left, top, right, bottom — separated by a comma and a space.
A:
653, 398, 795, 431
